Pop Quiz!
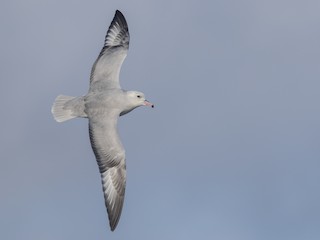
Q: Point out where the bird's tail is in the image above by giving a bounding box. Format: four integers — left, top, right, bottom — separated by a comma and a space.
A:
51, 95, 80, 122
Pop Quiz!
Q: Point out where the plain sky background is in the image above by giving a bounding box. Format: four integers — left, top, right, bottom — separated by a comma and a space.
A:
1, 0, 320, 239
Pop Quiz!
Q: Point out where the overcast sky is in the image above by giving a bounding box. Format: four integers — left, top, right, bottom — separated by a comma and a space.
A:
1, 0, 320, 239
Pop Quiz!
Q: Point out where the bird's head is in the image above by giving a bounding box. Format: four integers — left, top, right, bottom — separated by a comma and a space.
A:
120, 91, 154, 116
127, 91, 154, 108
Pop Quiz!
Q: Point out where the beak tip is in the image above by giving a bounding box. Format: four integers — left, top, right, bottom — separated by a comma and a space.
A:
144, 100, 154, 108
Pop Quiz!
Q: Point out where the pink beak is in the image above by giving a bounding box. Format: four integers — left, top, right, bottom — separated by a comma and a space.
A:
144, 100, 154, 108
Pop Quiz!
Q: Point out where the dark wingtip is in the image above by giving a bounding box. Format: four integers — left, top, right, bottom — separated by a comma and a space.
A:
115, 10, 126, 23
109, 216, 120, 231
109, 217, 117, 231
110, 225, 116, 232
107, 201, 123, 232
112, 9, 128, 35
107, 211, 119, 232
103, 9, 129, 50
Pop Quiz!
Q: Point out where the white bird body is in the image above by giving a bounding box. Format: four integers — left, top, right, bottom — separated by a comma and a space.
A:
51, 10, 153, 231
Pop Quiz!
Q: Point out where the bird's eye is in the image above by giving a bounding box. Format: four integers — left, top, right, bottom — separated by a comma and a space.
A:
137, 95, 141, 98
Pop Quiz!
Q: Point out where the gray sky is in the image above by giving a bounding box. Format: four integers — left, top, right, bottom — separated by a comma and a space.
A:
1, 0, 320, 239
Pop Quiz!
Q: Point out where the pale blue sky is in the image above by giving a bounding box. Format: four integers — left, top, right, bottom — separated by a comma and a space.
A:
1, 0, 320, 239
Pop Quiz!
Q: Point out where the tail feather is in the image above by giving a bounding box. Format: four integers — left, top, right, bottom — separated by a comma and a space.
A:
51, 95, 77, 122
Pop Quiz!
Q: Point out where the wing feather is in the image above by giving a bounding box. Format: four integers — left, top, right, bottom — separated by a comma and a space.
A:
89, 10, 130, 92
89, 115, 126, 231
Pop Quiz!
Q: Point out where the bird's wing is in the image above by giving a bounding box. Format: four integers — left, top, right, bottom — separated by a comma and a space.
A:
88, 112, 126, 231
89, 10, 129, 92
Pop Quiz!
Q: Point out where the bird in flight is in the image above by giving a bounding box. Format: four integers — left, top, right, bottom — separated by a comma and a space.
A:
51, 10, 154, 231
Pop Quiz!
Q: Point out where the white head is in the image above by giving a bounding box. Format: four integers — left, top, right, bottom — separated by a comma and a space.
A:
121, 91, 154, 116
126, 91, 154, 107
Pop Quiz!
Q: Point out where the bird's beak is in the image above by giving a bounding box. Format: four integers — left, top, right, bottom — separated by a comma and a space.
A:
144, 100, 154, 108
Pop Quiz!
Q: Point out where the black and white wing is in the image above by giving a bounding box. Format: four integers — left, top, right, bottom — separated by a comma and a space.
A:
88, 111, 126, 231
89, 10, 130, 91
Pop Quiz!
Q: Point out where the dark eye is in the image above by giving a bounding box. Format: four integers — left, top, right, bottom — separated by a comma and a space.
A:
137, 95, 141, 98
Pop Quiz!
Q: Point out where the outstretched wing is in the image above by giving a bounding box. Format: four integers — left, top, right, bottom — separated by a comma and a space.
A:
89, 10, 130, 92
88, 112, 126, 231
